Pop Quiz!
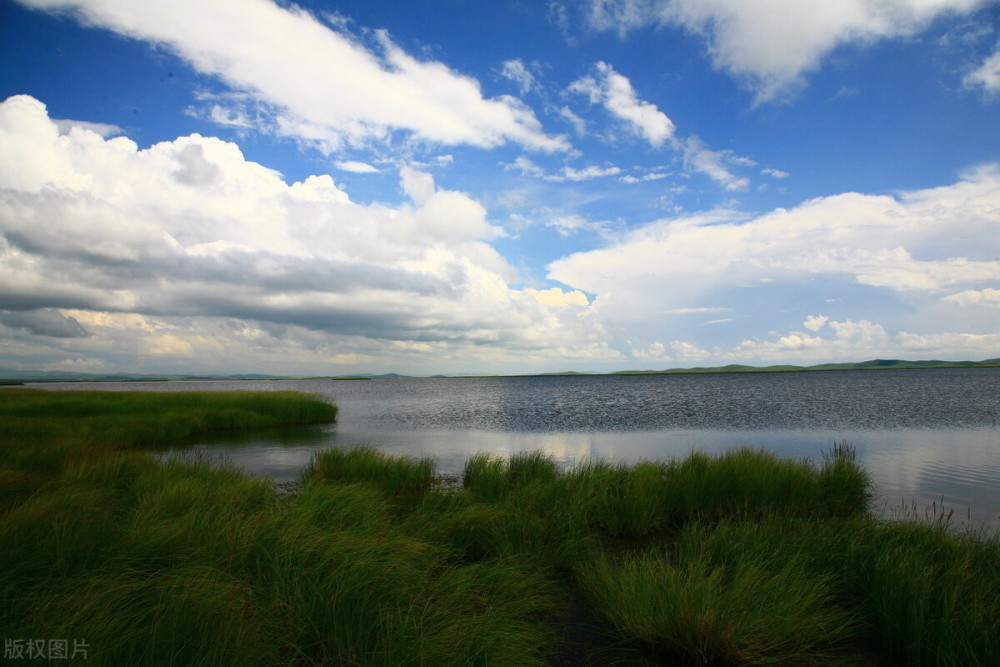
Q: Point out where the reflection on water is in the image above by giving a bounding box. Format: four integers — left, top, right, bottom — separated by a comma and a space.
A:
28, 369, 1000, 531
153, 424, 333, 482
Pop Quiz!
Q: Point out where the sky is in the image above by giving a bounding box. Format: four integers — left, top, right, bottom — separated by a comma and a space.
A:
0, 0, 998, 376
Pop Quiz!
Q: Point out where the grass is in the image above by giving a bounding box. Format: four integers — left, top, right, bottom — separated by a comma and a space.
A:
2, 389, 998, 665
578, 551, 857, 665
0, 389, 338, 477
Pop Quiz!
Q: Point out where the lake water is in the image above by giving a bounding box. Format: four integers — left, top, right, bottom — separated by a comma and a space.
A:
26, 368, 1000, 531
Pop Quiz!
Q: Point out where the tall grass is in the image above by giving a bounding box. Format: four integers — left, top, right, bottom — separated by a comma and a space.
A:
303, 445, 433, 502
0, 388, 337, 450
665, 517, 1000, 665
2, 454, 560, 665
578, 551, 858, 665
0, 388, 337, 507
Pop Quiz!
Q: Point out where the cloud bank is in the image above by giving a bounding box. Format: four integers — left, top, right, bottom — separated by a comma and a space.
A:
0, 95, 606, 374
1, 93, 996, 373
549, 163, 1000, 362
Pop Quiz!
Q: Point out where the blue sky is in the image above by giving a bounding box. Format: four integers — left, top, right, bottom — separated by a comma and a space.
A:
1, 0, 998, 375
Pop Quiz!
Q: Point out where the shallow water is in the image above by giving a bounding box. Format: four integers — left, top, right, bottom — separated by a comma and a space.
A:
28, 368, 1000, 530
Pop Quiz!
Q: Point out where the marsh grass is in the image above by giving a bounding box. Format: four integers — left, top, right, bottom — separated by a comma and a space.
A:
303, 445, 434, 503
578, 551, 857, 665
2, 391, 997, 665
0, 388, 337, 479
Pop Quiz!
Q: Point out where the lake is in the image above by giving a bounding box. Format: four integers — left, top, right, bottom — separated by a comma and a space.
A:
27, 368, 1000, 531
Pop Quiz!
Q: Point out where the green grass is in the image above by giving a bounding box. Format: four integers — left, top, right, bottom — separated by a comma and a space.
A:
2, 390, 998, 665
303, 445, 434, 503
578, 551, 857, 665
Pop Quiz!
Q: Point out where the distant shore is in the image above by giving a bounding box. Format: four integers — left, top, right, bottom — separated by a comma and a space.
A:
3, 356, 998, 383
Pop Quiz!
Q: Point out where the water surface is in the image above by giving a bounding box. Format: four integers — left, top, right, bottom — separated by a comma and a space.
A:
28, 369, 1000, 530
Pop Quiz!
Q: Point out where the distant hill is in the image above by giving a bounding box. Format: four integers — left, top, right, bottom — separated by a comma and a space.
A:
536, 370, 594, 376
2, 359, 996, 383
614, 358, 1000, 375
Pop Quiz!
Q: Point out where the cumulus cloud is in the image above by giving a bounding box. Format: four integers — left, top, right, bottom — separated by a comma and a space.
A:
804, 314, 829, 332
19, 0, 568, 152
552, 164, 1000, 298
623, 315, 1000, 365
0, 95, 609, 374
942, 287, 1000, 307
549, 164, 1000, 360
569, 61, 675, 147
629, 339, 712, 363
581, 0, 993, 101
729, 317, 1000, 362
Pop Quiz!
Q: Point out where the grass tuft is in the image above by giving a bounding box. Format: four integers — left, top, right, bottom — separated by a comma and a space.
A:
578, 551, 858, 665
303, 445, 434, 502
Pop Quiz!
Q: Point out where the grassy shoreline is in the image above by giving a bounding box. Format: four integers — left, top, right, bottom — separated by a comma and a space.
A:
2, 389, 998, 665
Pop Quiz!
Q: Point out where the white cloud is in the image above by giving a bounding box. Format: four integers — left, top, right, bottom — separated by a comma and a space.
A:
569, 61, 675, 147
683, 137, 751, 191
964, 47, 1000, 97
204, 103, 255, 129
762, 167, 790, 179
334, 160, 380, 174
505, 156, 548, 178
942, 287, 1000, 307
629, 339, 712, 363
552, 166, 1000, 298
582, 0, 992, 102
548, 164, 1000, 359
0, 95, 610, 374
552, 165, 623, 181
504, 156, 622, 182
558, 106, 588, 136
697, 318, 1000, 363
620, 171, 669, 183
20, 0, 568, 152
733, 318, 892, 359
399, 165, 437, 205
565, 62, 751, 193
499, 59, 539, 95
804, 314, 829, 331
550, 215, 590, 236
